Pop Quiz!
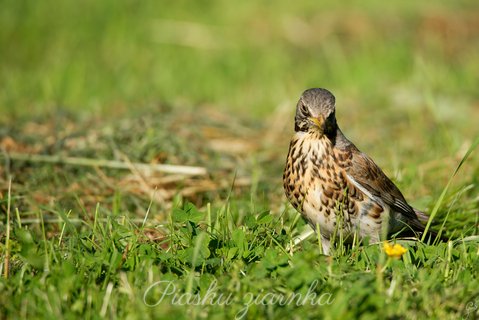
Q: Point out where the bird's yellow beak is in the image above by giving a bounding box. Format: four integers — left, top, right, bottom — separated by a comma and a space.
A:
309, 115, 325, 128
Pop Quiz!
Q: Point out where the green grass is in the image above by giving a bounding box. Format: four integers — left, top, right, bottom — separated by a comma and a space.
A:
1, 1, 479, 319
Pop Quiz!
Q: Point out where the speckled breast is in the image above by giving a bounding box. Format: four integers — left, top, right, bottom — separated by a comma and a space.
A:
283, 132, 366, 236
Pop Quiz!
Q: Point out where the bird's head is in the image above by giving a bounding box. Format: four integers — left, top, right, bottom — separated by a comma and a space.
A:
294, 88, 337, 136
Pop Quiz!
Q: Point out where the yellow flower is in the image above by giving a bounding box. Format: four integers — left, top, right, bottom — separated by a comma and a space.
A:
383, 242, 407, 259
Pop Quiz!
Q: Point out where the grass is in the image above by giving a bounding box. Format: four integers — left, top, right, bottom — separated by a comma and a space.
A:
1, 0, 479, 319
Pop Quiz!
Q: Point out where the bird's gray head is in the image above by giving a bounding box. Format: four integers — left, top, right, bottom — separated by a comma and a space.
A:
294, 88, 337, 135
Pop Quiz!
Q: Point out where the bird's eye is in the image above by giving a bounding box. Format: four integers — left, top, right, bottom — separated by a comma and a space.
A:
300, 103, 309, 116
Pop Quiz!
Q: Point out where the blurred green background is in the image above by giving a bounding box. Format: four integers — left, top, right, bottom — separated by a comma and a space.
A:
1, 0, 478, 119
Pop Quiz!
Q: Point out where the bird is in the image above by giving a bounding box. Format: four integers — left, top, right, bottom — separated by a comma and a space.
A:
283, 88, 434, 255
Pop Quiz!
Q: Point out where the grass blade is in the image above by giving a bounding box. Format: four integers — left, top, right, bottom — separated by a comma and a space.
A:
422, 136, 479, 242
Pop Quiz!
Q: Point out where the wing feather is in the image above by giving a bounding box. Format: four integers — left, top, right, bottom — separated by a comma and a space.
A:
343, 149, 424, 230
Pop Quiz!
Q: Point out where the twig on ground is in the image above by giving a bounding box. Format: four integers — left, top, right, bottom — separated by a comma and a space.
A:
3, 152, 207, 176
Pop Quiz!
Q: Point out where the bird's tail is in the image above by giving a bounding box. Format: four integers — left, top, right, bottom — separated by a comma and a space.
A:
413, 208, 448, 242
414, 208, 430, 224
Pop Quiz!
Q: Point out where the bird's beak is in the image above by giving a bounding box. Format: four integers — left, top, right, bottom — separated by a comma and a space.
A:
309, 115, 325, 129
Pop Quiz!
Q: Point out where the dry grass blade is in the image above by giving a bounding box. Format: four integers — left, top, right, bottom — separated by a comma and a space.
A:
3, 152, 207, 176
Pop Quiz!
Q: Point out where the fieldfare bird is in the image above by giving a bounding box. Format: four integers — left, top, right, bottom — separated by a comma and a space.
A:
283, 88, 432, 254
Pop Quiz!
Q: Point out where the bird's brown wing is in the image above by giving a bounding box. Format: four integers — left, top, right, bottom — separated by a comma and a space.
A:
343, 149, 425, 230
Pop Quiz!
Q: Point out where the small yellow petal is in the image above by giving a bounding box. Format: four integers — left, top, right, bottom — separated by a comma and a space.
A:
383, 242, 407, 259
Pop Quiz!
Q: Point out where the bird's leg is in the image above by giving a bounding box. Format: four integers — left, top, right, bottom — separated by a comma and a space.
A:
320, 235, 331, 255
